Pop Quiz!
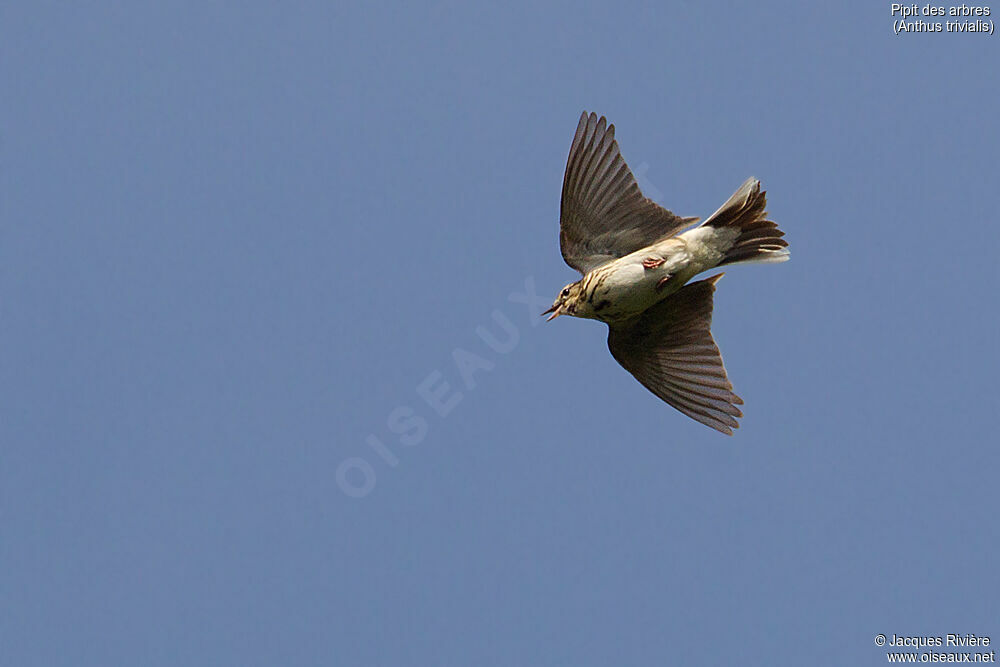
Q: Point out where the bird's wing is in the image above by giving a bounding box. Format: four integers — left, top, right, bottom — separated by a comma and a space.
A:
607, 274, 743, 435
560, 112, 698, 275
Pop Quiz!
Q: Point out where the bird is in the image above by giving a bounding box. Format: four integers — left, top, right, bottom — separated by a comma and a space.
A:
544, 112, 789, 435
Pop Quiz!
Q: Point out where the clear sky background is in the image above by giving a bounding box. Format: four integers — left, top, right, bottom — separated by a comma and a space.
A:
3, 2, 998, 665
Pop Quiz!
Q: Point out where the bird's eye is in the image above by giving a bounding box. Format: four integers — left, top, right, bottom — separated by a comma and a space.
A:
561, 288, 570, 298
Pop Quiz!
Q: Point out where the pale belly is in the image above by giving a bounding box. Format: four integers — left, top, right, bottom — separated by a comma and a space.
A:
574, 227, 734, 322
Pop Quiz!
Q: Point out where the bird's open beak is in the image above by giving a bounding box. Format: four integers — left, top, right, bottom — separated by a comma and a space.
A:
542, 304, 562, 321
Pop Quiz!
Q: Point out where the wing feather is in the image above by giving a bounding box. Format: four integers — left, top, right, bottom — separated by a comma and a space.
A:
559, 112, 697, 274
607, 274, 744, 435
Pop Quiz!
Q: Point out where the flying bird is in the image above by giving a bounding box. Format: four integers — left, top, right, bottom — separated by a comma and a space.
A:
545, 112, 789, 434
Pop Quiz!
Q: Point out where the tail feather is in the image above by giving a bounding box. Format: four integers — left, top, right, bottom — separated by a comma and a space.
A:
702, 178, 789, 266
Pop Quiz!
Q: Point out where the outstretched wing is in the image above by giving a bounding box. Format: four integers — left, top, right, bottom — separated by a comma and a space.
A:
560, 112, 697, 274
607, 274, 743, 435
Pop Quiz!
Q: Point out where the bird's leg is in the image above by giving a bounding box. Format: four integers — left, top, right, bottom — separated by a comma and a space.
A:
642, 256, 665, 269
656, 275, 672, 291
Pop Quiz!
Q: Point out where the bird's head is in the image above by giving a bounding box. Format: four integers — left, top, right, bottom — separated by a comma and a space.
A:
543, 281, 584, 321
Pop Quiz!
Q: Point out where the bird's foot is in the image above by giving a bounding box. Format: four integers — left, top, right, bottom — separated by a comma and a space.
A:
642, 257, 665, 269
656, 275, 672, 291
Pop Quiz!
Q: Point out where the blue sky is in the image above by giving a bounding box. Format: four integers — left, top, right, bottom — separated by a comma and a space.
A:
3, 2, 998, 665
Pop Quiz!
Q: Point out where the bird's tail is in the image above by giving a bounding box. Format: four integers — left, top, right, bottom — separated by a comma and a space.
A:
702, 178, 789, 266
